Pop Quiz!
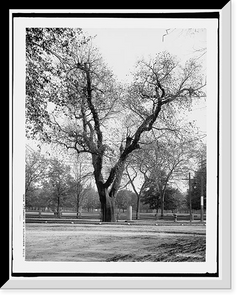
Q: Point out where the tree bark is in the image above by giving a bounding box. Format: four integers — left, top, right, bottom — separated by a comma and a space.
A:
135, 182, 147, 220
77, 206, 82, 218
76, 193, 82, 218
160, 186, 167, 219
125, 167, 140, 220
99, 188, 116, 222
57, 196, 61, 218
136, 195, 141, 220
96, 160, 126, 222
160, 192, 165, 218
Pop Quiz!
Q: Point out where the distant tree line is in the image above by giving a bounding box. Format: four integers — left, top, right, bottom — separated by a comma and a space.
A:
26, 148, 205, 217
25, 150, 100, 217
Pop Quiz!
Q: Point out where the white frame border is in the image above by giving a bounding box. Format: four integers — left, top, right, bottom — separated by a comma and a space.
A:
6, 4, 231, 289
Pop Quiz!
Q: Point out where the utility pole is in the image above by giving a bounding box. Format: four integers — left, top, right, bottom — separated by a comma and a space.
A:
200, 157, 206, 222
189, 172, 193, 222
201, 173, 204, 222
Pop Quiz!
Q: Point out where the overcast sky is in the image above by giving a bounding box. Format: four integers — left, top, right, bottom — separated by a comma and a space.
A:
83, 28, 206, 83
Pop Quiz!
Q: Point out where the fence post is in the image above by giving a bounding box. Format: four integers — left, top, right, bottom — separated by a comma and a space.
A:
127, 206, 132, 221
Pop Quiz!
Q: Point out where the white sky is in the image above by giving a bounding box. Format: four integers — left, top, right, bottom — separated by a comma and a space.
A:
84, 28, 206, 82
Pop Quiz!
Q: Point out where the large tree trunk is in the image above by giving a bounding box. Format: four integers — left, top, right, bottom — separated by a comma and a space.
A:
95, 158, 125, 222
99, 188, 116, 222
92, 144, 127, 222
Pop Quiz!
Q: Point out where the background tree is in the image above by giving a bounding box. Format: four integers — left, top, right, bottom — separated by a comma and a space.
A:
25, 148, 48, 207
140, 170, 166, 213
25, 187, 49, 210
186, 161, 207, 210
123, 93, 205, 220
141, 178, 182, 213
116, 189, 137, 213
82, 186, 100, 212
68, 156, 92, 217
44, 158, 73, 217
124, 149, 150, 219
26, 29, 206, 222
154, 138, 199, 218
134, 132, 200, 218
164, 187, 185, 211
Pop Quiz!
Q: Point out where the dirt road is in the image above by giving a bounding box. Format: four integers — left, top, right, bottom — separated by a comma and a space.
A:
25, 223, 206, 262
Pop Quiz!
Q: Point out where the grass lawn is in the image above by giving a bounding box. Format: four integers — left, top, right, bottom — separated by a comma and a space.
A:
25, 223, 206, 262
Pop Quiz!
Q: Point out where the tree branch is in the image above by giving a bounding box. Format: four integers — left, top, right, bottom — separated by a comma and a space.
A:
125, 167, 139, 196
104, 86, 166, 190
83, 64, 103, 148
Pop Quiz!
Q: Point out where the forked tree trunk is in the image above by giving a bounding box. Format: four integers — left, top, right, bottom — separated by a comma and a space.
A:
94, 153, 125, 222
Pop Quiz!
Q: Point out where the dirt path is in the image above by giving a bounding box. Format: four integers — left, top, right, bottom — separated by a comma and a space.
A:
25, 223, 206, 262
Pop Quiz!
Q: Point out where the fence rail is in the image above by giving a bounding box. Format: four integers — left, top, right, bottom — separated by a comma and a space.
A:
25, 210, 206, 221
